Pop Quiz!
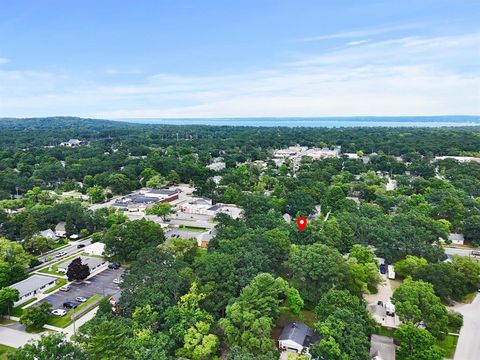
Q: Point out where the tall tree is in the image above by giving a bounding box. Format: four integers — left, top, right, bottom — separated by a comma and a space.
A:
66, 257, 91, 281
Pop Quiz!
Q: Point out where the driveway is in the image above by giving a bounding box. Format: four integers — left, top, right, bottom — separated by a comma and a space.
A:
42, 268, 123, 311
0, 327, 42, 348
453, 294, 480, 360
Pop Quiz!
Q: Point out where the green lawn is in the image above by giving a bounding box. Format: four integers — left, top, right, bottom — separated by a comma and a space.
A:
179, 225, 208, 232
10, 297, 38, 317
0, 344, 15, 360
44, 278, 67, 294
462, 291, 478, 304
374, 326, 396, 338
437, 334, 458, 358
46, 294, 103, 328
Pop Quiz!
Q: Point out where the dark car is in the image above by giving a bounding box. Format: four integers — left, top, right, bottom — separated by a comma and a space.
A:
379, 263, 386, 274
108, 262, 121, 269
63, 301, 79, 309
77, 244, 86, 248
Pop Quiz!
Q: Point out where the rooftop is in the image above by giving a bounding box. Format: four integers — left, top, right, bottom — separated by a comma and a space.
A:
10, 274, 57, 297
279, 322, 320, 348
370, 334, 396, 360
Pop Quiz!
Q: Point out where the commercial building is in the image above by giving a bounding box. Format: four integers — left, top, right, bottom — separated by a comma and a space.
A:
9, 275, 57, 307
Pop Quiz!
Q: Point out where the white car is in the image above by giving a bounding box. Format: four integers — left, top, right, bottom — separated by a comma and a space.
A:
51, 309, 67, 316
113, 278, 123, 284
59, 285, 70, 292
56, 251, 67, 258
75, 296, 88, 303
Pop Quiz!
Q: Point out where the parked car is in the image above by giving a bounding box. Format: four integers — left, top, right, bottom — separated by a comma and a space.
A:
75, 296, 88, 303
379, 263, 386, 274
63, 301, 79, 309
77, 244, 86, 249
59, 285, 70, 292
51, 309, 67, 316
113, 278, 123, 284
108, 262, 121, 269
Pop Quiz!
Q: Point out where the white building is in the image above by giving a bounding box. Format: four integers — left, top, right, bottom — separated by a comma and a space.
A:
84, 242, 105, 256
60, 139, 82, 147
55, 222, 66, 238
36, 229, 57, 240
207, 162, 226, 172
434, 156, 480, 163
9, 275, 57, 307
448, 233, 465, 245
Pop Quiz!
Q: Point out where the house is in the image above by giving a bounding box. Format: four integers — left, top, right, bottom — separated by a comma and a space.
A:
9, 275, 57, 307
84, 242, 105, 256
278, 322, 320, 357
57, 256, 107, 273
36, 229, 57, 240
55, 222, 66, 237
207, 162, 226, 172
370, 334, 396, 360
179, 197, 213, 215
448, 233, 465, 246
60, 139, 82, 147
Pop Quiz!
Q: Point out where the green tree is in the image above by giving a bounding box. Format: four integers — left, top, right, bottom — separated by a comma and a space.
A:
20, 302, 52, 330
104, 219, 166, 262
177, 321, 219, 360
87, 185, 105, 203
146, 202, 175, 221
23, 236, 54, 256
392, 278, 449, 337
0, 287, 19, 316
11, 333, 88, 360
396, 323, 444, 360
146, 174, 166, 189
394, 255, 428, 278
220, 273, 302, 354
289, 243, 351, 306
463, 215, 480, 246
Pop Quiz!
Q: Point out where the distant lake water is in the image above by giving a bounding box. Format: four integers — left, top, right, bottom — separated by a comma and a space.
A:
117, 117, 480, 127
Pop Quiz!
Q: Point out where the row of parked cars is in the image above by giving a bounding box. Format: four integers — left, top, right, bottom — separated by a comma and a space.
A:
51, 297, 89, 316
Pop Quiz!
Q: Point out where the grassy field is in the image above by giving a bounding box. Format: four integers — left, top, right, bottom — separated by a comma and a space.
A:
374, 326, 396, 338
46, 294, 103, 328
43, 278, 67, 294
0, 344, 15, 359
179, 225, 208, 232
462, 291, 478, 304
437, 334, 458, 358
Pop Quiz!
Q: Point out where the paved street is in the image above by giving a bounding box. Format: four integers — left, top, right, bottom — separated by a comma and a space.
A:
453, 294, 480, 360
0, 327, 42, 348
444, 247, 474, 258
43, 268, 123, 311
38, 238, 92, 263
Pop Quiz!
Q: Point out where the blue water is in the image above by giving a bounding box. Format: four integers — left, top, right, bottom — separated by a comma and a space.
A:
115, 116, 480, 127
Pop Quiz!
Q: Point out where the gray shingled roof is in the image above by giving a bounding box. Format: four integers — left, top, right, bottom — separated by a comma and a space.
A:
279, 322, 320, 347
147, 189, 178, 195
10, 275, 57, 297
58, 256, 106, 271
370, 334, 396, 360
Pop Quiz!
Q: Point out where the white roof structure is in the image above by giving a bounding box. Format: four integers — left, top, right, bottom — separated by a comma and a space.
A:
10, 275, 57, 298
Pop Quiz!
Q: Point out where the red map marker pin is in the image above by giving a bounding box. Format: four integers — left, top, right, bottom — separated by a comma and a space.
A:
297, 217, 307, 231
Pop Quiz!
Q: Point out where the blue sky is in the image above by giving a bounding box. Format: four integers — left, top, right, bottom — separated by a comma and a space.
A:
0, 0, 479, 118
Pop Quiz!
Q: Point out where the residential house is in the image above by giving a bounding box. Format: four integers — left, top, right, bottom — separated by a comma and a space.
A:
36, 229, 57, 240
60, 139, 82, 147
9, 275, 57, 306
448, 233, 465, 246
370, 334, 396, 360
55, 222, 66, 238
278, 322, 320, 357
207, 162, 226, 172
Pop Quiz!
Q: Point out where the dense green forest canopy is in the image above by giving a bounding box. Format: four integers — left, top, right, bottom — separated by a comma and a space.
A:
1, 117, 479, 359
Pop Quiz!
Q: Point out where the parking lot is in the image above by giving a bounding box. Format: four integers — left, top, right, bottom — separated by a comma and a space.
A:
43, 267, 124, 311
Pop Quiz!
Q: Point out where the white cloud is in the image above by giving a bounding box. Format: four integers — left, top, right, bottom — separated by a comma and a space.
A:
0, 32, 479, 118
0, 58, 9, 65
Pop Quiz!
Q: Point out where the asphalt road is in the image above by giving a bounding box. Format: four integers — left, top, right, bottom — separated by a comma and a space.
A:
444, 247, 478, 258
454, 294, 480, 360
38, 238, 92, 263
43, 267, 123, 311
